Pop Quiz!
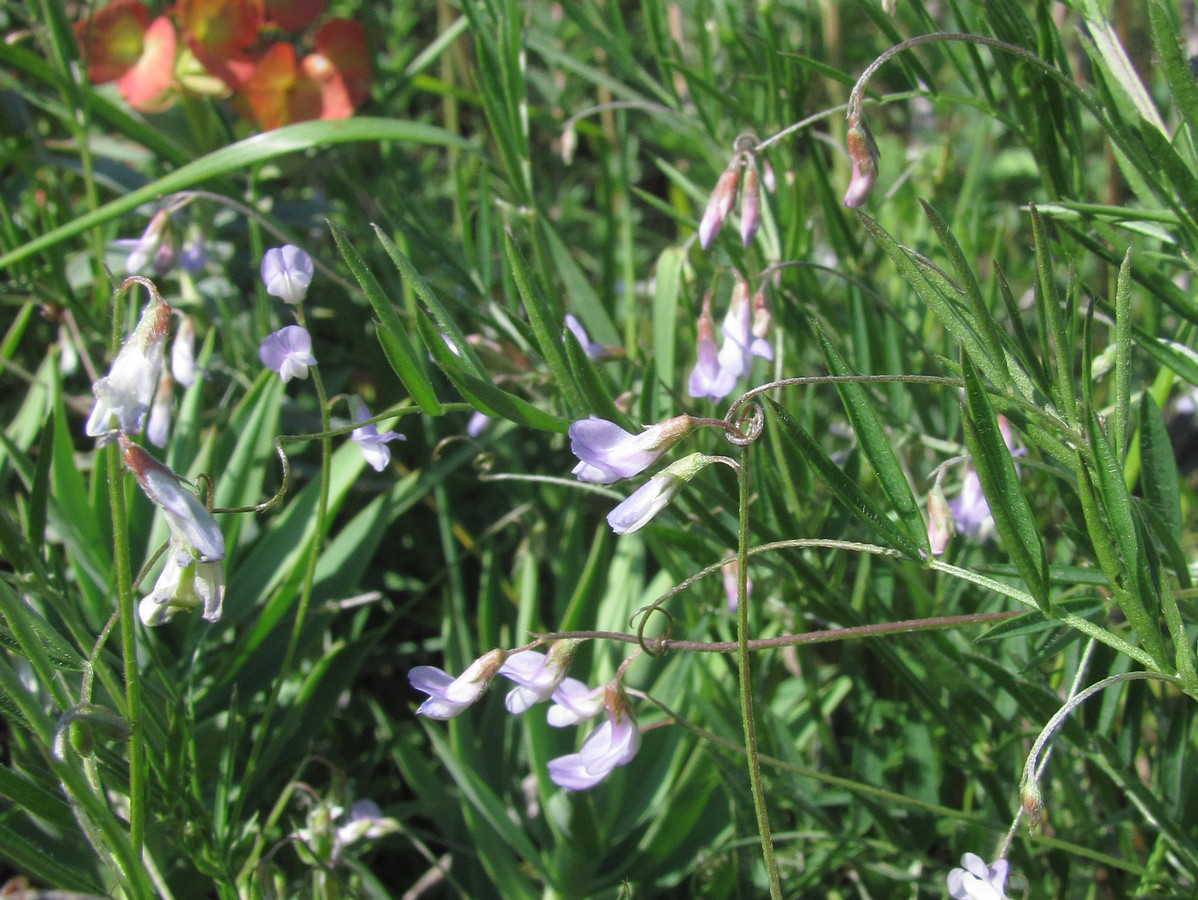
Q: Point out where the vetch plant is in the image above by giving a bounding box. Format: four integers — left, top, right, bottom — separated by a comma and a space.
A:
85, 286, 171, 438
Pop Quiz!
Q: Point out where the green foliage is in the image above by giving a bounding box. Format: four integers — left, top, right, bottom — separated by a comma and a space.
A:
4, 0, 1198, 897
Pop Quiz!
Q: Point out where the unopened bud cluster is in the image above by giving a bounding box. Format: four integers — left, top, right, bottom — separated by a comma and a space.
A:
698, 132, 775, 249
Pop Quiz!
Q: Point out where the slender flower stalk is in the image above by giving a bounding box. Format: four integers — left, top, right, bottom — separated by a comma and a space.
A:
735, 447, 783, 900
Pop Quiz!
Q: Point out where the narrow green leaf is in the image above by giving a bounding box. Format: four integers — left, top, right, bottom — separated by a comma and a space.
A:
0, 118, 473, 270
504, 232, 585, 415
328, 220, 441, 414
1149, 0, 1198, 147
26, 410, 52, 554
1113, 248, 1133, 461
764, 398, 922, 558
961, 356, 1050, 610
0, 818, 102, 895
857, 212, 1007, 386
1029, 204, 1079, 426
1140, 393, 1181, 539
1074, 458, 1167, 668
815, 323, 929, 556
370, 223, 490, 379
418, 311, 568, 433
564, 328, 628, 428
0, 763, 76, 831
919, 199, 1008, 379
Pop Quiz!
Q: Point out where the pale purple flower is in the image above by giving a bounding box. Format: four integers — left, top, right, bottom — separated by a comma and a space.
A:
739, 165, 760, 246
688, 298, 736, 402
139, 541, 225, 625
260, 245, 314, 304
749, 287, 774, 361
466, 411, 490, 437
498, 642, 579, 714
947, 853, 1009, 900
606, 452, 716, 535
547, 678, 605, 727
350, 399, 405, 472
948, 468, 992, 539
569, 415, 694, 483
565, 314, 605, 360
86, 298, 171, 438
927, 482, 955, 556
116, 210, 171, 274
548, 684, 640, 791
409, 649, 506, 720
171, 316, 197, 387
178, 225, 206, 272
120, 435, 225, 562
146, 372, 173, 449
296, 799, 400, 865
259, 325, 317, 383
698, 166, 739, 249
717, 279, 757, 379
721, 557, 751, 612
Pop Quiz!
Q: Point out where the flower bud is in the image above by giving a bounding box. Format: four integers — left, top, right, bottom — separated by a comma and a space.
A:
841, 116, 880, 208
926, 481, 955, 556
1021, 778, 1044, 832
739, 165, 760, 246
699, 166, 740, 248
606, 452, 717, 535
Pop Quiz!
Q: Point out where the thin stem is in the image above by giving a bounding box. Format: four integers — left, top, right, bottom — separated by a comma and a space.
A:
735, 448, 783, 899
1021, 670, 1180, 792
107, 441, 145, 862
232, 367, 332, 873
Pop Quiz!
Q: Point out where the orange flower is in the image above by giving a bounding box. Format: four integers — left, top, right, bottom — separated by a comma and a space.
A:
176, 0, 263, 88
241, 42, 322, 130
75, 0, 150, 84
301, 19, 370, 119
263, 0, 326, 32
118, 16, 177, 112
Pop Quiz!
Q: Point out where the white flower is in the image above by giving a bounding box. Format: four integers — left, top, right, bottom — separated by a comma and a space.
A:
409, 649, 506, 720
547, 684, 640, 791
947, 853, 1009, 900
350, 398, 405, 472
116, 210, 172, 275
546, 678, 605, 727
85, 297, 171, 438
717, 278, 758, 379
498, 641, 579, 714
138, 542, 225, 625
569, 415, 694, 483
120, 435, 225, 562
171, 315, 197, 387
258, 325, 317, 383
146, 372, 173, 449
260, 245, 314, 304
606, 452, 716, 535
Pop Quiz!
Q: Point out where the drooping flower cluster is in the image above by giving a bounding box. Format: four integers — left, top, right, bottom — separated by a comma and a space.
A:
86, 294, 171, 439
119, 436, 225, 625
687, 278, 773, 403
409, 642, 641, 792
697, 132, 775, 248
74, 0, 371, 129
254, 246, 405, 471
